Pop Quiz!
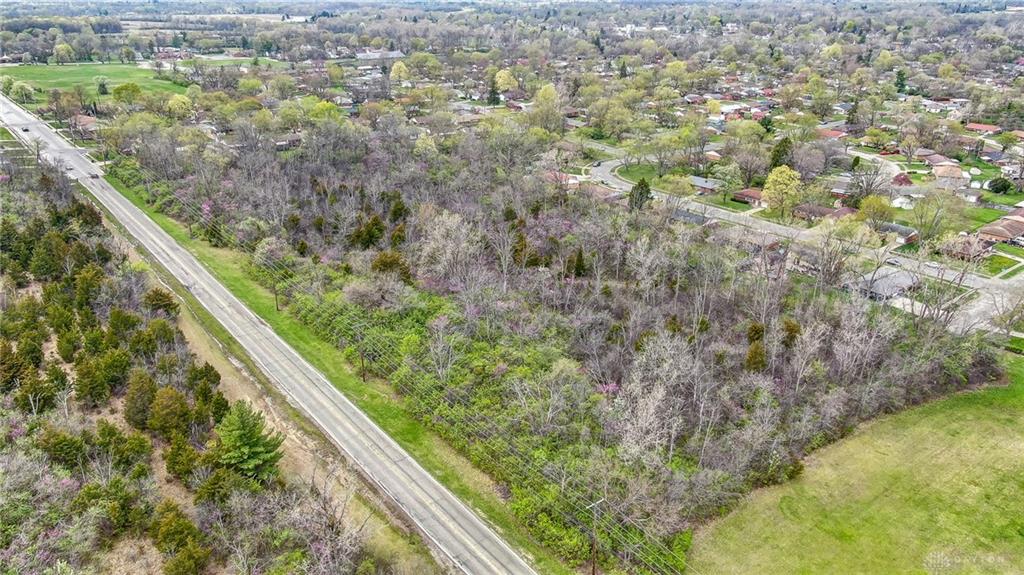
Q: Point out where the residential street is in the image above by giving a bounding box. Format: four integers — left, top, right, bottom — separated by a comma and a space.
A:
0, 93, 537, 575
584, 145, 1022, 335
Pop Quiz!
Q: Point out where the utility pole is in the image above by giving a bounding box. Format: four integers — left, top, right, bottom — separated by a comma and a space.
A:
585, 498, 605, 575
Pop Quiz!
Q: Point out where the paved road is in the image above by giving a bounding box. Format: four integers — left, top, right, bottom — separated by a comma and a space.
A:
586, 148, 1023, 333
0, 94, 535, 575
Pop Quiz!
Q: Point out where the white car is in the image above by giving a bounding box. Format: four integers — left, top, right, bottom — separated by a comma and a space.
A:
924, 261, 942, 269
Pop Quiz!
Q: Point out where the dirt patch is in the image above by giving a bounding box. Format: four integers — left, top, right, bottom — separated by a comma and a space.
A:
97, 537, 163, 574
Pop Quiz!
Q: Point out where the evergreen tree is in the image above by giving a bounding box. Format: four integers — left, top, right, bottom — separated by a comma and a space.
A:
570, 246, 588, 277
164, 433, 198, 480
769, 136, 792, 169
846, 100, 860, 126
628, 178, 653, 212
619, 59, 628, 78
487, 77, 500, 106
29, 231, 68, 281
215, 401, 284, 482
148, 386, 191, 440
124, 369, 157, 430
143, 287, 180, 317
895, 69, 907, 93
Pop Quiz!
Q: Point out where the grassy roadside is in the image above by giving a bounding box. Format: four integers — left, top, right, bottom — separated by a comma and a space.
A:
75, 181, 438, 571
688, 354, 1024, 574
99, 175, 570, 575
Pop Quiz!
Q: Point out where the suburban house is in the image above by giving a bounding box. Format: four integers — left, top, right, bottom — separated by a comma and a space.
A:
978, 210, 1024, 243
733, 187, 767, 208
933, 164, 968, 189
923, 153, 954, 167
355, 49, 405, 62
816, 128, 848, 140
964, 122, 1001, 135
69, 114, 99, 139
794, 204, 837, 222
956, 189, 983, 203
851, 268, 920, 300
690, 175, 724, 195
879, 222, 919, 245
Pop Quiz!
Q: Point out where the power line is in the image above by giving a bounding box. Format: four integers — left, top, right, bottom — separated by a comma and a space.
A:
121, 167, 690, 573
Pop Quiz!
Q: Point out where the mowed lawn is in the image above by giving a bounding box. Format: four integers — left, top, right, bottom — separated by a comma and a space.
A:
689, 355, 1024, 574
1, 63, 186, 107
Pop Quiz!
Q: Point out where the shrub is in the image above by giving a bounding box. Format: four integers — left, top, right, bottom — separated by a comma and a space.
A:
143, 287, 180, 317
36, 426, 86, 469
164, 434, 197, 481
745, 341, 767, 371
147, 387, 191, 440
124, 370, 158, 430
162, 539, 211, 575
151, 500, 202, 554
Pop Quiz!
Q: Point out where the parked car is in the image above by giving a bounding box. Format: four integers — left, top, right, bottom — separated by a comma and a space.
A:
925, 261, 942, 269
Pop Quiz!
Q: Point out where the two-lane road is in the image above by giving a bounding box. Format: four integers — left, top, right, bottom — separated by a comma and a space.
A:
0, 93, 535, 575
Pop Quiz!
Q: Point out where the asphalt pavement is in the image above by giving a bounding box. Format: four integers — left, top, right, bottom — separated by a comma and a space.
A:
0, 93, 536, 575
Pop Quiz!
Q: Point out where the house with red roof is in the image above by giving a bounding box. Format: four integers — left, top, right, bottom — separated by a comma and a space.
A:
964, 122, 1001, 135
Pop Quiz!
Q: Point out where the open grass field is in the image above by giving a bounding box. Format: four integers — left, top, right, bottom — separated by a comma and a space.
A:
615, 162, 696, 196
182, 57, 291, 69
689, 354, 1024, 574
1, 64, 186, 108
995, 243, 1024, 258
101, 173, 571, 575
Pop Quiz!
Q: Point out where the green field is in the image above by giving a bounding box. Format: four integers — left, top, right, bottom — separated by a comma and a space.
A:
696, 194, 755, 212
182, 57, 291, 69
995, 243, 1024, 259
100, 173, 570, 575
983, 190, 1024, 207
961, 157, 1003, 183
982, 254, 1021, 277
965, 206, 1006, 228
1, 64, 186, 108
689, 355, 1024, 574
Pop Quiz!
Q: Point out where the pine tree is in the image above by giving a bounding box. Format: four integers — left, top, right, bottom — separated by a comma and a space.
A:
769, 137, 792, 169
628, 178, 652, 212
164, 433, 198, 481
143, 287, 180, 317
147, 386, 191, 440
487, 77, 500, 106
124, 369, 157, 430
570, 246, 588, 277
215, 401, 284, 482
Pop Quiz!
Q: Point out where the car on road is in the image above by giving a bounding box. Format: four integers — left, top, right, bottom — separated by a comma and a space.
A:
21, 127, 29, 132
885, 258, 901, 266
924, 261, 942, 269
89, 174, 100, 179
